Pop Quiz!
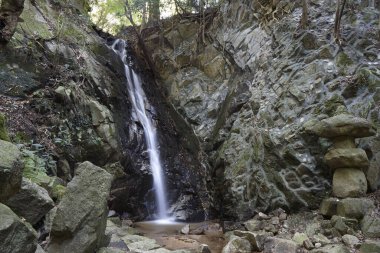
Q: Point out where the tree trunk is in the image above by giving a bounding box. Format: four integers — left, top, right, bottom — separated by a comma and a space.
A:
0, 0, 25, 44
300, 0, 308, 29
334, 0, 347, 45
148, 0, 160, 24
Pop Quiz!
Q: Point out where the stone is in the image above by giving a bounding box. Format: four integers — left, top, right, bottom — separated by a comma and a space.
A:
0, 140, 23, 202
234, 230, 272, 251
336, 198, 374, 219
331, 137, 356, 149
303, 239, 315, 250
222, 236, 252, 253
127, 239, 161, 252
35, 245, 46, 253
48, 161, 113, 253
333, 168, 367, 198
304, 114, 376, 138
258, 212, 270, 220
5, 178, 54, 225
244, 219, 263, 231
312, 233, 331, 245
0, 113, 10, 141
263, 237, 298, 253
320, 198, 339, 217
331, 216, 359, 235
310, 244, 350, 253
315, 243, 322, 248
197, 244, 211, 253
341, 234, 359, 246
292, 232, 309, 245
0, 203, 37, 253
181, 224, 190, 234
361, 214, 380, 238
360, 240, 380, 253
324, 148, 369, 169
279, 213, 287, 221
97, 248, 126, 253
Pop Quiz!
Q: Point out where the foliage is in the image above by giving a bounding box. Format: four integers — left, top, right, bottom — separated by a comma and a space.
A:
88, 0, 222, 34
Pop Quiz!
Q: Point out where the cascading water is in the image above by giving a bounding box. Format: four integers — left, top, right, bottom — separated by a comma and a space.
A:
111, 39, 169, 220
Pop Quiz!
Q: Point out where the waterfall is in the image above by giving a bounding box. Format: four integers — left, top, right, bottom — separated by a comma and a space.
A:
111, 39, 169, 220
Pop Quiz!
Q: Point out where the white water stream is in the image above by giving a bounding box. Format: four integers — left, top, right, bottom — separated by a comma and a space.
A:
111, 39, 169, 220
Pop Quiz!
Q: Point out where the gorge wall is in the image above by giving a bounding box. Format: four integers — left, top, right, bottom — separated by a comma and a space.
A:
138, 0, 380, 220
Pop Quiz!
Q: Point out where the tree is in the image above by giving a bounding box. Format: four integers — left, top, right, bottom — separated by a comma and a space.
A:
334, 0, 347, 45
0, 0, 25, 44
300, 0, 308, 29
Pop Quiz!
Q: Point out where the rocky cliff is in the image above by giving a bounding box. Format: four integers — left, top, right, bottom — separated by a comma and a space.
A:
139, 0, 380, 220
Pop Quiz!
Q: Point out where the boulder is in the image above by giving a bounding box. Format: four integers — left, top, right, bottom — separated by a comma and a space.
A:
361, 214, 380, 238
331, 137, 356, 149
0, 140, 23, 202
5, 178, 54, 225
234, 230, 272, 251
292, 232, 309, 245
244, 219, 263, 232
333, 168, 367, 198
341, 234, 359, 247
336, 198, 374, 219
360, 240, 380, 253
222, 236, 252, 253
320, 197, 339, 217
325, 148, 369, 169
331, 215, 359, 235
310, 244, 350, 253
197, 244, 211, 253
0, 203, 37, 253
263, 237, 298, 253
47, 161, 113, 253
304, 114, 376, 138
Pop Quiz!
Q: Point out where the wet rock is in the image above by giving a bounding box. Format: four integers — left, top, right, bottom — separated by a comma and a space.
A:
48, 161, 113, 253
0, 140, 23, 202
320, 198, 339, 217
341, 234, 359, 247
324, 148, 369, 169
336, 198, 374, 219
333, 168, 367, 198
222, 236, 252, 253
310, 244, 350, 253
359, 240, 380, 253
0, 203, 37, 253
263, 237, 298, 253
304, 114, 376, 138
5, 178, 54, 225
361, 214, 380, 238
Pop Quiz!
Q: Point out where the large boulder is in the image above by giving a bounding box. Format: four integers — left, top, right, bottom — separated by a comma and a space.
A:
222, 236, 252, 253
0, 140, 23, 202
5, 178, 55, 225
336, 198, 374, 219
47, 161, 113, 253
263, 237, 298, 253
319, 197, 339, 217
324, 148, 369, 169
0, 203, 38, 253
304, 114, 376, 138
333, 168, 367, 198
361, 213, 380, 238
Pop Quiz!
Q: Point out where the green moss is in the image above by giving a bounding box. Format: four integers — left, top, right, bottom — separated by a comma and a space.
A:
51, 184, 66, 201
13, 132, 30, 143
357, 68, 380, 92
0, 113, 10, 141
336, 52, 353, 67
22, 150, 51, 186
324, 94, 348, 116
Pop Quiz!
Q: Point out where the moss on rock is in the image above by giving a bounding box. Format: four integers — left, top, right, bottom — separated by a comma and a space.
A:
0, 113, 10, 141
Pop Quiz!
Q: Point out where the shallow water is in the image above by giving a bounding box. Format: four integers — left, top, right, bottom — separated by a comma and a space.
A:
134, 220, 226, 252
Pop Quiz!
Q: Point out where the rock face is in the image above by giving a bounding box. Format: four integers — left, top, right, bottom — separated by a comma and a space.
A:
0, 203, 37, 253
47, 161, 112, 253
0, 140, 23, 202
5, 178, 54, 225
139, 0, 380, 219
